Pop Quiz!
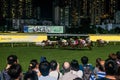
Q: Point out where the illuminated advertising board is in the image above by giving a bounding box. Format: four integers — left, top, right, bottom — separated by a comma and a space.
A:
0, 34, 47, 42
24, 26, 64, 33
89, 34, 120, 41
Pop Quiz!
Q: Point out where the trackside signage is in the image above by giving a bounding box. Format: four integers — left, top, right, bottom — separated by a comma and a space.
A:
0, 35, 47, 42
89, 34, 120, 41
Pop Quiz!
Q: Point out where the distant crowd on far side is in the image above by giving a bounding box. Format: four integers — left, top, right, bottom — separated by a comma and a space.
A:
0, 51, 120, 80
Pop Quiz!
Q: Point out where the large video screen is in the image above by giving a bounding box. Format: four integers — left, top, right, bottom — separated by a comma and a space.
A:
24, 26, 64, 33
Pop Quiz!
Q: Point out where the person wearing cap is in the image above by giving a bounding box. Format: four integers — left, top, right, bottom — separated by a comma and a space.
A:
1, 55, 19, 80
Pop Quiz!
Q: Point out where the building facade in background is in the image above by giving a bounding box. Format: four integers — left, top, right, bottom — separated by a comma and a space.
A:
53, 0, 120, 26
0, 0, 33, 31
1, 0, 32, 19
0, 0, 120, 32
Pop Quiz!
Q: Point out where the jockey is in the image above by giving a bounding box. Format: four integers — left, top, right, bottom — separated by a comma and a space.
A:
75, 39, 79, 45
71, 38, 76, 45
82, 39, 86, 45
86, 37, 91, 44
99, 39, 104, 44
73, 40, 76, 45
47, 39, 52, 45
62, 39, 66, 43
70, 38, 74, 43
80, 39, 87, 46
61, 39, 68, 46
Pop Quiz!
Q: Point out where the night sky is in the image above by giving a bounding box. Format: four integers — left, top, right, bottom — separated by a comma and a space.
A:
33, 0, 53, 19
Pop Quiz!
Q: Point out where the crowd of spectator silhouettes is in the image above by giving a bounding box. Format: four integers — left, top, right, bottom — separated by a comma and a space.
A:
0, 51, 120, 80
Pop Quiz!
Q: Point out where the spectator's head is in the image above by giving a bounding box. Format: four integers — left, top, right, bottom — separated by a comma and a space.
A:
108, 53, 117, 60
70, 59, 79, 71
40, 56, 47, 63
24, 70, 38, 80
8, 64, 22, 79
24, 59, 39, 80
29, 59, 39, 70
39, 61, 50, 76
96, 57, 102, 67
7, 55, 18, 65
105, 59, 117, 75
81, 56, 88, 65
96, 57, 101, 63
98, 60, 105, 72
50, 60, 57, 71
62, 62, 70, 73
116, 51, 120, 59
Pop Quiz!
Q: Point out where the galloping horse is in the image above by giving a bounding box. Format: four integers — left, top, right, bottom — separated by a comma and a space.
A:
67, 39, 79, 49
41, 40, 58, 48
96, 39, 108, 47
78, 39, 92, 50
58, 39, 69, 48
63, 38, 92, 50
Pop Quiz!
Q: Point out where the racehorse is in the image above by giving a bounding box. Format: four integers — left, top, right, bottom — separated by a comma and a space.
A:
62, 38, 92, 50
41, 40, 58, 48
78, 39, 92, 50
96, 39, 108, 47
57, 39, 69, 48
67, 39, 79, 49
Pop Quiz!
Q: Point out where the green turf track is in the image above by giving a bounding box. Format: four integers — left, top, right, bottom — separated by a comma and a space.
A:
0, 45, 120, 72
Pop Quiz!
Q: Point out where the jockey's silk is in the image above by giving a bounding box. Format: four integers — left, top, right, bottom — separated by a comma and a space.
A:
81, 40, 86, 44
75, 40, 78, 44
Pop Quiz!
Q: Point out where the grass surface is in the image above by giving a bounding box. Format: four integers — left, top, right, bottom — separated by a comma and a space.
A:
0, 45, 120, 72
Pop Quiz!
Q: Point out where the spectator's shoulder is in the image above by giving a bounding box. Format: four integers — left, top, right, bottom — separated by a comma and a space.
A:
96, 77, 110, 80
87, 64, 94, 70
79, 64, 83, 70
49, 76, 57, 80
